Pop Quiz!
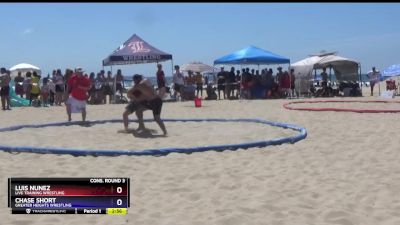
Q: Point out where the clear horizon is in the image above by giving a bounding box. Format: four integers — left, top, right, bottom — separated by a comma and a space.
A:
1, 3, 400, 77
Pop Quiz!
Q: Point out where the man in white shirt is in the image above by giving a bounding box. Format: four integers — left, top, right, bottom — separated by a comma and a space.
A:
367, 67, 381, 96
172, 65, 185, 100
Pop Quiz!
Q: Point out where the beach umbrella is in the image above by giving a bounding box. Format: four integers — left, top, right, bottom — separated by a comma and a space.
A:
382, 64, 400, 78
180, 61, 216, 73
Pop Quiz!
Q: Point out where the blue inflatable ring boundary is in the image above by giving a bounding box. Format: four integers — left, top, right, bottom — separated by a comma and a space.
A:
0, 118, 307, 156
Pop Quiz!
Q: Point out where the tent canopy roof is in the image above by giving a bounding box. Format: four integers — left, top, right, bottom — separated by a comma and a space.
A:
291, 54, 359, 69
316, 55, 359, 68
103, 34, 172, 66
9, 63, 41, 71
291, 53, 360, 82
214, 45, 290, 65
9, 63, 41, 79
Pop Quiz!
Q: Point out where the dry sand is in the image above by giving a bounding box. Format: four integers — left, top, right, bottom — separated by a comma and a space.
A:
1, 88, 400, 225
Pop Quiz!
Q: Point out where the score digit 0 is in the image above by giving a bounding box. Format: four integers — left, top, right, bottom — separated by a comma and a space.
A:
114, 185, 126, 195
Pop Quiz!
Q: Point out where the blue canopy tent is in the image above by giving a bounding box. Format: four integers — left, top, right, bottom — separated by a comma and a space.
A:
214, 45, 290, 65
102, 34, 173, 102
213, 45, 290, 98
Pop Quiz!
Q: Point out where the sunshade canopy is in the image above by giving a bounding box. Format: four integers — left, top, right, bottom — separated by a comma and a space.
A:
103, 34, 172, 66
291, 52, 359, 81
9, 63, 41, 78
9, 63, 40, 72
214, 45, 290, 65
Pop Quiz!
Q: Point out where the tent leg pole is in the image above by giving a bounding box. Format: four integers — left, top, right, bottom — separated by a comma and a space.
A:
112, 72, 115, 104
359, 63, 362, 96
171, 59, 174, 98
378, 77, 381, 96
111, 66, 113, 103
171, 59, 174, 76
314, 69, 317, 81
240, 65, 243, 99
288, 63, 291, 99
378, 65, 381, 97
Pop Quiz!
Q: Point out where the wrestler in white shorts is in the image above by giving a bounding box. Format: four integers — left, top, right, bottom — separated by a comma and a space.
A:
66, 96, 86, 113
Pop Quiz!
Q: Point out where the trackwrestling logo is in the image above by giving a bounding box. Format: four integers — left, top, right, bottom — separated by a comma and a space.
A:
128, 41, 150, 53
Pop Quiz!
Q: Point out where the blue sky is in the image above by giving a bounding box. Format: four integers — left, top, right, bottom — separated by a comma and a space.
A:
1, 3, 400, 77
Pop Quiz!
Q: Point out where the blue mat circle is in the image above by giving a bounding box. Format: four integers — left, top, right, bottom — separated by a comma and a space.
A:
0, 118, 307, 156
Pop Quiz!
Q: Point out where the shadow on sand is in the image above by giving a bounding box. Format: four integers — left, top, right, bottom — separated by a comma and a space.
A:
118, 128, 166, 138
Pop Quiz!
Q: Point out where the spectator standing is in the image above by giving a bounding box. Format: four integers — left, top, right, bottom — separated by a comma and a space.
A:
115, 69, 125, 98
156, 64, 166, 98
172, 65, 185, 100
14, 71, 24, 98
65, 68, 91, 122
0, 68, 11, 110
367, 66, 381, 96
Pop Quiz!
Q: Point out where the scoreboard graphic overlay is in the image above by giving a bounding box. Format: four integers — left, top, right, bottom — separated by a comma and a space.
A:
8, 178, 130, 215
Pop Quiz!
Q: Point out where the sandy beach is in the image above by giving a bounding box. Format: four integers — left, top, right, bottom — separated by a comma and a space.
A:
1, 88, 400, 225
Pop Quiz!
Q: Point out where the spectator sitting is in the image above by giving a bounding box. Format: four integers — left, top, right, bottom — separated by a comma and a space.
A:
205, 84, 217, 100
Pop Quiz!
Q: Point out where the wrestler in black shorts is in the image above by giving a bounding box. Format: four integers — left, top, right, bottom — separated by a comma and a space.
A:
125, 97, 163, 116
125, 100, 145, 113
143, 97, 163, 116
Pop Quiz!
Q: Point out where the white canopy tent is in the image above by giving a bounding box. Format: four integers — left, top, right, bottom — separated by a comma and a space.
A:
9, 63, 41, 79
290, 51, 360, 95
